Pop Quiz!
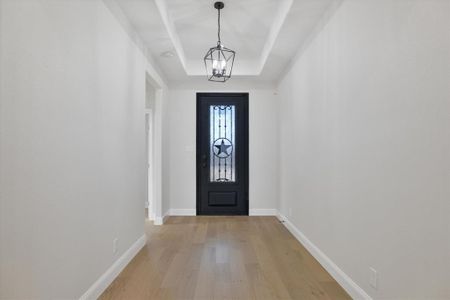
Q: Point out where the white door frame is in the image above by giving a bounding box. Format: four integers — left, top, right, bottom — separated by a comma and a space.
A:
145, 68, 165, 225
145, 109, 154, 220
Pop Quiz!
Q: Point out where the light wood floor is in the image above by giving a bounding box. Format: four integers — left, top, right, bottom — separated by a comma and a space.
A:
100, 217, 350, 300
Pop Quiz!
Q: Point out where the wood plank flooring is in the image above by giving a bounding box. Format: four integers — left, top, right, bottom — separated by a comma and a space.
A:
100, 216, 350, 300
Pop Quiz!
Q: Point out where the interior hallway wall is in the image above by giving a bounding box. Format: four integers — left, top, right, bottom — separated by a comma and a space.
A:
166, 88, 279, 215
0, 0, 164, 298
277, 0, 450, 298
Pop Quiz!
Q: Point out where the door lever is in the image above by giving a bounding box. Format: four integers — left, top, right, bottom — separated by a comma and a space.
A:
201, 154, 207, 168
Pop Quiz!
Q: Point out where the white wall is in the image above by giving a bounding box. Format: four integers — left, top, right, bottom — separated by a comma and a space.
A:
277, 0, 450, 299
0, 0, 164, 298
167, 88, 278, 214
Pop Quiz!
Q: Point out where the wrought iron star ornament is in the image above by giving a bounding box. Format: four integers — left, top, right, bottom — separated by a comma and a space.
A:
214, 139, 232, 157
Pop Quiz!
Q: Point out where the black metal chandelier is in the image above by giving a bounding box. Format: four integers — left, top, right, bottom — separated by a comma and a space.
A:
204, 1, 235, 82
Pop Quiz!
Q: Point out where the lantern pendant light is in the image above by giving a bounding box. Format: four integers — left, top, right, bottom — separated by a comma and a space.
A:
204, 1, 236, 82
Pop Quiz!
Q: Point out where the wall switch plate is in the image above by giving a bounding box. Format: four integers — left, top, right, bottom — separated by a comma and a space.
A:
113, 238, 119, 254
369, 267, 378, 289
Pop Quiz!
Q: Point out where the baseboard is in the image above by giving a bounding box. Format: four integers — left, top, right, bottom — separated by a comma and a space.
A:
79, 234, 146, 300
163, 210, 170, 223
154, 216, 163, 225
146, 209, 155, 221
249, 208, 278, 216
165, 208, 277, 216
154, 210, 170, 225
277, 212, 372, 300
169, 208, 197, 216
167, 208, 277, 216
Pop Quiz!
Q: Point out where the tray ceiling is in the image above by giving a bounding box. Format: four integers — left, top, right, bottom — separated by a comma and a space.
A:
112, 0, 339, 84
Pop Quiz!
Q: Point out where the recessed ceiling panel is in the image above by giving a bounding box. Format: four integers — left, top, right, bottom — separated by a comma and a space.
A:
167, 0, 280, 61
112, 0, 341, 84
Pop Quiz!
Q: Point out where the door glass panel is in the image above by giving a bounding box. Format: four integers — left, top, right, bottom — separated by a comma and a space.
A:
210, 105, 235, 182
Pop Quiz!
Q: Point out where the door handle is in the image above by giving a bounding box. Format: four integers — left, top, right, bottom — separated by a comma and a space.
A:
201, 154, 207, 168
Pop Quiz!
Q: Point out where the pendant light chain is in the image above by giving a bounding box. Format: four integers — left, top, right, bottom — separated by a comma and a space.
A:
217, 7, 221, 45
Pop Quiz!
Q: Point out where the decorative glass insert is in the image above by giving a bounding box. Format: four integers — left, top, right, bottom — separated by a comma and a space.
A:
210, 105, 235, 182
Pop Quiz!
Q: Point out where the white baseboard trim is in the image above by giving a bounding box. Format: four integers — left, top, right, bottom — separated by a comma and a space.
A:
277, 212, 372, 300
167, 209, 278, 216
169, 209, 196, 216
163, 210, 170, 223
154, 216, 163, 225
249, 208, 278, 216
163, 209, 170, 224
146, 210, 155, 221
154, 210, 170, 225
164, 208, 278, 217
79, 234, 146, 300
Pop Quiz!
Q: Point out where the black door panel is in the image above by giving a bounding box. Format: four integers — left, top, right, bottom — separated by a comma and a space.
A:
196, 93, 249, 215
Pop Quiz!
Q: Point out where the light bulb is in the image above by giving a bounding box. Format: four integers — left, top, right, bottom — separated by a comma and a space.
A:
212, 59, 227, 77
220, 60, 226, 72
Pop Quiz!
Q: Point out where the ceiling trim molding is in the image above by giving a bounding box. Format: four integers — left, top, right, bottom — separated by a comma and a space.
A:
154, 0, 188, 74
102, 0, 168, 85
257, 0, 293, 74
275, 0, 344, 87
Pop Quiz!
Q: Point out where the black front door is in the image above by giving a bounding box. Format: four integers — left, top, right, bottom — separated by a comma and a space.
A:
197, 93, 249, 215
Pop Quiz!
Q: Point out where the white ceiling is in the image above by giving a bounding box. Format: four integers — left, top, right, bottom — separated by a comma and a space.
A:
113, 0, 338, 86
